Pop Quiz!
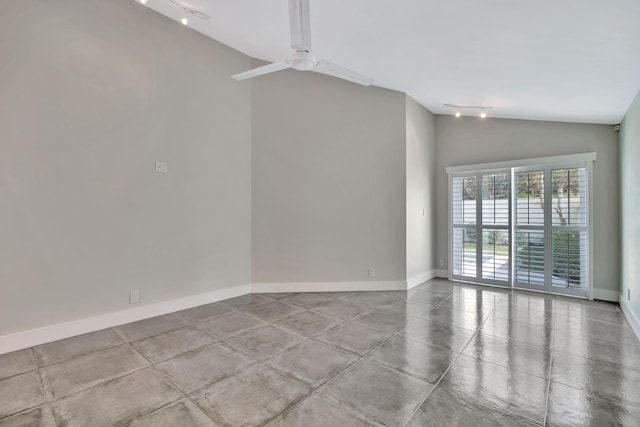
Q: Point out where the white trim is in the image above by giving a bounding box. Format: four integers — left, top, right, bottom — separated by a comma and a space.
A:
446, 152, 597, 174
587, 159, 595, 300
620, 296, 640, 341
251, 280, 407, 293
407, 271, 435, 289
434, 269, 448, 278
447, 173, 453, 282
593, 288, 619, 302
0, 284, 251, 355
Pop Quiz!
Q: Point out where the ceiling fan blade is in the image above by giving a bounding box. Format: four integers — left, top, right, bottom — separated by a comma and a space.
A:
312, 60, 374, 86
289, 0, 312, 51
232, 61, 291, 81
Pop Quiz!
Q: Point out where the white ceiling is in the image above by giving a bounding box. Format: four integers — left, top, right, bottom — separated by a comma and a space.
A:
139, 0, 640, 124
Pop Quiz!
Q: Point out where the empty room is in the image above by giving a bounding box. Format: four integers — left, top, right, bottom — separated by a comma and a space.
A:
1, 0, 640, 426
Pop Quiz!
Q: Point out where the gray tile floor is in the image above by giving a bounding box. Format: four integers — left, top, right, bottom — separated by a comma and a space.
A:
1, 279, 640, 426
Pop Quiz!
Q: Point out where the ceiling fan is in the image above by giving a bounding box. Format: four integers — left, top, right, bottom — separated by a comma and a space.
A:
232, 0, 374, 86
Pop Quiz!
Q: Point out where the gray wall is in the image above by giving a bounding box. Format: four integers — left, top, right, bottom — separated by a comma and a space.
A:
434, 116, 619, 298
252, 67, 407, 283
406, 96, 436, 280
0, 0, 253, 335
620, 90, 640, 316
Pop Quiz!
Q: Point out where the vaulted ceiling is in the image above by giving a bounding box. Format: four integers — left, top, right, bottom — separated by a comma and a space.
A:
139, 0, 640, 124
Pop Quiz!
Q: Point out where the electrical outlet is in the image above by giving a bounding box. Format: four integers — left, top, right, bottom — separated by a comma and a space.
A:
368, 268, 375, 277
439, 259, 444, 267
155, 161, 168, 173
422, 208, 425, 217
129, 290, 140, 304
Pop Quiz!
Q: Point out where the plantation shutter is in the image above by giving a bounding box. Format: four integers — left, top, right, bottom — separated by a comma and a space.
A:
451, 175, 477, 279
550, 167, 588, 291
514, 170, 546, 287
451, 172, 510, 285
481, 172, 510, 283
448, 153, 594, 298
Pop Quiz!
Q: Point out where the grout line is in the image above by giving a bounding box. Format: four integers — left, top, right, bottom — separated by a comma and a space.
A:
401, 293, 514, 427
42, 320, 219, 424
119, 323, 248, 426
262, 293, 431, 426
32, 331, 127, 369
223, 295, 400, 426
125, 343, 188, 418
182, 295, 365, 425
309, 292, 459, 425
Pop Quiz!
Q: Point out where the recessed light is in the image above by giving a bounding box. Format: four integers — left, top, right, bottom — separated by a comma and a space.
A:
480, 110, 487, 118
140, 0, 147, 4
455, 111, 461, 118
181, 17, 188, 25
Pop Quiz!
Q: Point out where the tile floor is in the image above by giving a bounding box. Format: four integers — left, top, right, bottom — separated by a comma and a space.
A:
1, 279, 640, 426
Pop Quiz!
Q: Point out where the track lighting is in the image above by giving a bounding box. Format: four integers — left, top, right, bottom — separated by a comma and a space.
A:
134, 0, 209, 26
445, 104, 492, 119
165, 0, 210, 25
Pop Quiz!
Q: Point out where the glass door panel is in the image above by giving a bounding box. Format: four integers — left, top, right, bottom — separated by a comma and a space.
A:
452, 228, 477, 278
452, 175, 478, 280
550, 168, 588, 295
481, 172, 510, 285
514, 170, 545, 290
515, 230, 545, 285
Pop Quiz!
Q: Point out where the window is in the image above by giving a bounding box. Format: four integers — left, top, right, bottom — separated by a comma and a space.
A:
448, 153, 594, 298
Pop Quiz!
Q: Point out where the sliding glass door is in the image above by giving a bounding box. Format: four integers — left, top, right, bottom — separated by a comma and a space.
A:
513, 165, 589, 296
449, 156, 592, 298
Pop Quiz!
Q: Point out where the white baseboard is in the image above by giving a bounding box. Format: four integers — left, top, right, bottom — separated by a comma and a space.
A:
407, 271, 435, 290
434, 269, 448, 278
593, 288, 620, 302
620, 295, 640, 341
0, 284, 250, 356
252, 280, 407, 293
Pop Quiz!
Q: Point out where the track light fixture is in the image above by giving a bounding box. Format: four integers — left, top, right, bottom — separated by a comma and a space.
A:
155, 0, 210, 25
445, 104, 493, 119
135, 0, 209, 23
